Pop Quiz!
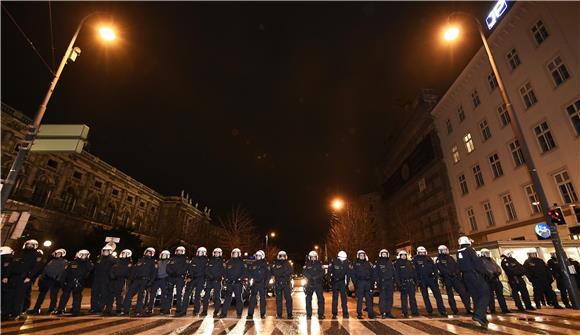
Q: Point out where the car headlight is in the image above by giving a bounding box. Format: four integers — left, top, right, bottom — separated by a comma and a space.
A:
302, 278, 307, 286
269, 278, 274, 284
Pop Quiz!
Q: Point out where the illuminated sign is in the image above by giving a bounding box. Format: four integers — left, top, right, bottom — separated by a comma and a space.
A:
535, 223, 551, 239
486, 0, 509, 30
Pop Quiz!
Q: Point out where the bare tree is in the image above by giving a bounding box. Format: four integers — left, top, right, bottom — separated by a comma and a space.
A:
217, 206, 260, 255
326, 206, 381, 262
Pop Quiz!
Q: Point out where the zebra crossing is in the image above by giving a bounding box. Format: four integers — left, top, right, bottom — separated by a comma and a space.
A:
2, 312, 579, 335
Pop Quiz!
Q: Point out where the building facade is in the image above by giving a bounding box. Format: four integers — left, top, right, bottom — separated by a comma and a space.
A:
1, 103, 213, 248
378, 90, 461, 253
431, 2, 580, 243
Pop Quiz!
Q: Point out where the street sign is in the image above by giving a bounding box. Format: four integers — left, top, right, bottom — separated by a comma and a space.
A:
486, 0, 509, 30
31, 138, 86, 153
37, 124, 90, 139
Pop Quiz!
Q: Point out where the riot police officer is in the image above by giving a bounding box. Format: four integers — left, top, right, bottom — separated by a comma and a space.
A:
524, 250, 562, 309
547, 253, 573, 308
23, 249, 45, 313
351, 250, 375, 319
271, 250, 293, 319
90, 245, 115, 314
394, 250, 419, 318
165, 246, 189, 316
220, 248, 245, 318
123, 247, 157, 316
56, 249, 93, 316
456, 236, 489, 328
436, 245, 471, 315
4, 239, 39, 319
31, 248, 67, 314
500, 250, 534, 311
375, 249, 395, 319
303, 250, 325, 319
104, 249, 132, 316
204, 248, 225, 317
479, 249, 510, 314
246, 250, 269, 319
182, 247, 208, 316
1, 246, 15, 320
329, 250, 349, 319
413, 246, 447, 316
147, 250, 170, 315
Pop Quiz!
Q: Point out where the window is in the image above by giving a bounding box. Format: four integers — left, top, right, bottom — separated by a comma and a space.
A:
112, 189, 119, 197
473, 164, 485, 187
502, 193, 517, 221
458, 106, 465, 122
488, 72, 498, 90
31, 179, 51, 206
554, 170, 579, 204
463, 133, 475, 153
520, 82, 538, 109
531, 19, 549, 45
60, 188, 76, 212
508, 139, 525, 167
566, 99, 580, 135
471, 90, 481, 108
547, 56, 570, 87
489, 153, 504, 178
446, 119, 453, 134
94, 180, 103, 189
452, 145, 460, 163
498, 104, 510, 127
459, 174, 469, 195
534, 121, 556, 153
72, 171, 83, 180
467, 208, 478, 231
139, 201, 145, 208
480, 120, 492, 141
506, 48, 521, 70
47, 159, 59, 169
483, 201, 495, 226
524, 184, 541, 214
127, 195, 134, 203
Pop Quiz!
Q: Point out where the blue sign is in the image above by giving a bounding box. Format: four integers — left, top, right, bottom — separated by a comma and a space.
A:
486, 0, 509, 30
535, 223, 551, 239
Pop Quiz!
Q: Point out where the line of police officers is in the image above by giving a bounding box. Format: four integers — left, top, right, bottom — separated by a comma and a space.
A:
1, 236, 577, 328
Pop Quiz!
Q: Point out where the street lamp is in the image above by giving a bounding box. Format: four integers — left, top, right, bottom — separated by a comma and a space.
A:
442, 11, 579, 309
42, 240, 52, 248
314, 245, 319, 251
331, 198, 345, 211
265, 232, 276, 261
0, 13, 117, 209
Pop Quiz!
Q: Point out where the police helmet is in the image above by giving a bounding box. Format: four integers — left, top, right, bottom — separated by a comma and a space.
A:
480, 248, 491, 257
356, 250, 366, 260
476, 250, 482, 257
197, 247, 207, 256
438, 245, 449, 254
308, 250, 318, 261
379, 249, 389, 258
0, 246, 14, 256
76, 249, 90, 259
175, 246, 186, 255
52, 248, 66, 258
23, 239, 39, 249
36, 249, 44, 256
255, 250, 265, 260
144, 247, 156, 256
231, 248, 241, 258
160, 250, 171, 260
398, 250, 408, 259
337, 251, 347, 261
213, 248, 223, 257
102, 245, 113, 255
416, 246, 427, 255
120, 249, 132, 259
501, 249, 513, 258
458, 236, 471, 246
527, 249, 538, 258
277, 250, 288, 260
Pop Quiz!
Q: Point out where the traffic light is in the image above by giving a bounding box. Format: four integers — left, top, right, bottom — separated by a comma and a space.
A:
548, 207, 566, 225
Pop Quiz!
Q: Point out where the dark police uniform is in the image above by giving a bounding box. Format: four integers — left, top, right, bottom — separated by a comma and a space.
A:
23, 251, 45, 313
271, 259, 293, 318
5, 248, 38, 319
547, 256, 572, 308
413, 254, 447, 316
303, 259, 325, 318
32, 256, 67, 313
204, 256, 225, 316
57, 258, 93, 315
182, 255, 208, 315
220, 257, 245, 317
165, 254, 188, 315
394, 257, 419, 317
123, 255, 156, 315
500, 255, 534, 310
524, 256, 561, 309
351, 258, 375, 319
328, 257, 349, 318
1, 252, 15, 320
375, 256, 395, 318
147, 258, 169, 313
481, 255, 509, 313
90, 253, 115, 313
246, 258, 270, 318
436, 253, 471, 314
457, 246, 489, 324
105, 257, 132, 315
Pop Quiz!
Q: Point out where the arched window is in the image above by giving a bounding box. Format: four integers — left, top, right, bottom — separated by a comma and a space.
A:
104, 203, 116, 224
31, 177, 51, 206
119, 210, 131, 228
60, 187, 76, 212
86, 196, 100, 219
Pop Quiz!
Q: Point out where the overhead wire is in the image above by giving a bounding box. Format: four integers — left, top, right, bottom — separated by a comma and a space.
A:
48, 0, 56, 70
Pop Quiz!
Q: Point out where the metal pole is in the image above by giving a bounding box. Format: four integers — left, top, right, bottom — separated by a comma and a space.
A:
1, 13, 100, 210
461, 13, 580, 309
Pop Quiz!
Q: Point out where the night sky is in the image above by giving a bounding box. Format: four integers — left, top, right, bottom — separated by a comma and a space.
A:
2, 1, 492, 258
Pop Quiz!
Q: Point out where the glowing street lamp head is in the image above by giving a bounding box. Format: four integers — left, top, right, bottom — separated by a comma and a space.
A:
331, 198, 345, 211
98, 26, 116, 41
43, 240, 52, 248
443, 26, 460, 41
270, 232, 276, 238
